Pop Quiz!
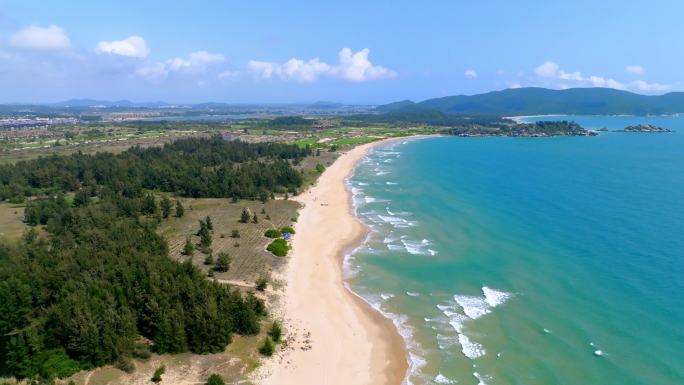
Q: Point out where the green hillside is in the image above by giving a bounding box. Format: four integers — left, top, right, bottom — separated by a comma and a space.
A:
378, 87, 684, 116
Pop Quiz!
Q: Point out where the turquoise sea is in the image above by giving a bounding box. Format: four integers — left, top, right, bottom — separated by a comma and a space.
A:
347, 115, 684, 385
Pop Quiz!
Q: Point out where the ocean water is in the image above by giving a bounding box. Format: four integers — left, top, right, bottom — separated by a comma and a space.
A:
347, 116, 684, 385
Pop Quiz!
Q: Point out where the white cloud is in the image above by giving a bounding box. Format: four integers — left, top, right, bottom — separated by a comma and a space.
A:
588, 75, 626, 90
530, 61, 669, 94
464, 69, 478, 78
248, 57, 331, 82
9, 24, 71, 51
137, 51, 225, 79
332, 48, 395, 82
218, 69, 240, 81
559, 70, 584, 81
167, 51, 224, 72
625, 65, 645, 75
534, 61, 560, 77
135, 63, 168, 79
248, 48, 395, 83
629, 80, 670, 92
96, 36, 149, 58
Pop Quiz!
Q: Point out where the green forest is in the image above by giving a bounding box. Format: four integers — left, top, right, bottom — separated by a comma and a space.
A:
0, 135, 310, 203
0, 137, 308, 381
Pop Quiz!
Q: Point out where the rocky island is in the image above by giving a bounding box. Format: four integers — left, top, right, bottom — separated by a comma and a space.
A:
621, 124, 672, 133
449, 120, 597, 137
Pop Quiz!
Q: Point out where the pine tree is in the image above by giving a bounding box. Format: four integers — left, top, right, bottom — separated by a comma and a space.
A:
239, 208, 250, 223
204, 254, 214, 265
142, 194, 158, 214
205, 216, 213, 230
268, 320, 282, 343
161, 196, 172, 218
258, 337, 275, 356
182, 237, 194, 256
198, 222, 212, 248
252, 213, 258, 224
175, 200, 185, 218
73, 188, 90, 207
214, 252, 231, 272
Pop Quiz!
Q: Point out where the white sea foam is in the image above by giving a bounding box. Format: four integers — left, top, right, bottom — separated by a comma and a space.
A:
386, 181, 398, 185
482, 286, 511, 307
434, 373, 456, 384
473, 372, 490, 385
406, 291, 420, 297
387, 244, 404, 251
543, 328, 551, 334
380, 293, 395, 301
448, 313, 469, 333
358, 182, 369, 186
594, 350, 605, 356
454, 295, 492, 320
458, 333, 485, 359
365, 196, 377, 203
436, 333, 459, 349
378, 214, 415, 228
454, 287, 512, 320
386, 208, 395, 215
428, 249, 437, 256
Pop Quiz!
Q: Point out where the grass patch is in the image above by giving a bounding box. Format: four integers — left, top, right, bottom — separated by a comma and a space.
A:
266, 239, 289, 257
264, 229, 281, 238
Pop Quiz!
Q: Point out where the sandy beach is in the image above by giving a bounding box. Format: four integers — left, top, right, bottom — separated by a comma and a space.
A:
257, 139, 408, 385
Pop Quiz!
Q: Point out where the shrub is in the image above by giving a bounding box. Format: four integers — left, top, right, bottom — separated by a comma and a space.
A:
34, 348, 82, 380
268, 321, 282, 343
231, 229, 240, 238
264, 229, 281, 238
132, 343, 152, 360
114, 356, 135, 373
214, 252, 231, 272
266, 239, 289, 257
280, 226, 296, 235
204, 254, 214, 265
315, 163, 325, 173
206, 374, 226, 385
255, 276, 268, 291
151, 365, 165, 383
258, 337, 275, 356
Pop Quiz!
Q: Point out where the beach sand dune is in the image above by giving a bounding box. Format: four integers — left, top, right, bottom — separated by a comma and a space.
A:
257, 141, 407, 385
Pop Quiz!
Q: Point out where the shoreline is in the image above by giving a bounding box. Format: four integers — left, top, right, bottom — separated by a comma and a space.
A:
257, 137, 421, 385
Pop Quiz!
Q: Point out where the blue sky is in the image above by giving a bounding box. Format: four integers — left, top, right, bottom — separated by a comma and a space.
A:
0, 0, 681, 103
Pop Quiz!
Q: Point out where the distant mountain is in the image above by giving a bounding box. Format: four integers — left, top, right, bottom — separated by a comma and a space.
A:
378, 88, 684, 116
307, 101, 345, 109
375, 99, 415, 112
52, 99, 170, 108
